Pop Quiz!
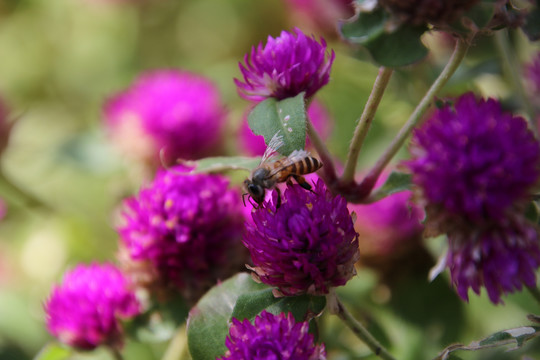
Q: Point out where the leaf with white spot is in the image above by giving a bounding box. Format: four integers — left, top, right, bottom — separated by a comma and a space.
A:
247, 92, 306, 156
432, 325, 540, 360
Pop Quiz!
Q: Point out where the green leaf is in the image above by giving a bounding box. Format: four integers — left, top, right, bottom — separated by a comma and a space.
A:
248, 93, 306, 156
339, 9, 428, 67
339, 8, 387, 44
478, 326, 540, 348
232, 289, 326, 323
433, 325, 540, 360
187, 273, 267, 360
231, 288, 277, 321
370, 171, 412, 201
33, 343, 71, 360
265, 295, 326, 322
364, 25, 429, 67
185, 156, 261, 173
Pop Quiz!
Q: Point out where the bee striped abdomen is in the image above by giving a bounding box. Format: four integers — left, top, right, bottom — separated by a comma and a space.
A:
304, 156, 322, 173
273, 156, 322, 182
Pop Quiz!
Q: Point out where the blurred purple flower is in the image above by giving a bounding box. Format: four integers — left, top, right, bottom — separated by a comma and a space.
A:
104, 70, 226, 166
240, 100, 333, 156
284, 0, 355, 35
219, 311, 326, 360
234, 28, 335, 102
118, 166, 247, 303
244, 179, 359, 297
407, 93, 540, 225
447, 215, 540, 304
44, 263, 141, 351
405, 92, 540, 303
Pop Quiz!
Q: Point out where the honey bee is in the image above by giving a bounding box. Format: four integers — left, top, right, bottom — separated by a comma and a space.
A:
243, 132, 323, 208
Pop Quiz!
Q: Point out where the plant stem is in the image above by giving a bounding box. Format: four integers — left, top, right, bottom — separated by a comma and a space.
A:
494, 29, 537, 134
527, 286, 540, 306
161, 325, 190, 360
330, 293, 396, 360
341, 67, 394, 184
360, 37, 470, 192
306, 118, 338, 185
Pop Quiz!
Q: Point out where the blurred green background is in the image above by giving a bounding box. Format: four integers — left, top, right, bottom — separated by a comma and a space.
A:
0, 0, 539, 359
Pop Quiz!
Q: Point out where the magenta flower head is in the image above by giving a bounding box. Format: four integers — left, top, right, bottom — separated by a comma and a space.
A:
240, 100, 333, 156
243, 179, 360, 297
118, 165, 247, 303
44, 263, 141, 351
234, 28, 335, 102
104, 70, 226, 166
405, 92, 540, 303
219, 311, 326, 360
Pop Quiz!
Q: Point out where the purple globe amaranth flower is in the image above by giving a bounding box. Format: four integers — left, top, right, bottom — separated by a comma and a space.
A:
406, 92, 540, 303
118, 166, 247, 304
239, 100, 333, 156
244, 179, 360, 297
447, 215, 540, 304
219, 310, 326, 360
407, 92, 540, 228
44, 263, 141, 351
104, 70, 227, 166
234, 28, 335, 102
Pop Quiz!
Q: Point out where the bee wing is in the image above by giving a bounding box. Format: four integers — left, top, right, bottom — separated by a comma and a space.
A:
260, 131, 285, 165
266, 149, 310, 178
287, 149, 310, 161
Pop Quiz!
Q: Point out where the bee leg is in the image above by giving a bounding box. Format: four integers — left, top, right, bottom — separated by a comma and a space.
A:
292, 175, 312, 191
243, 193, 258, 209
275, 187, 282, 209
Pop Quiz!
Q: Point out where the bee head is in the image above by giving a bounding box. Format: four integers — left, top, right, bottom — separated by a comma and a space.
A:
244, 179, 265, 205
